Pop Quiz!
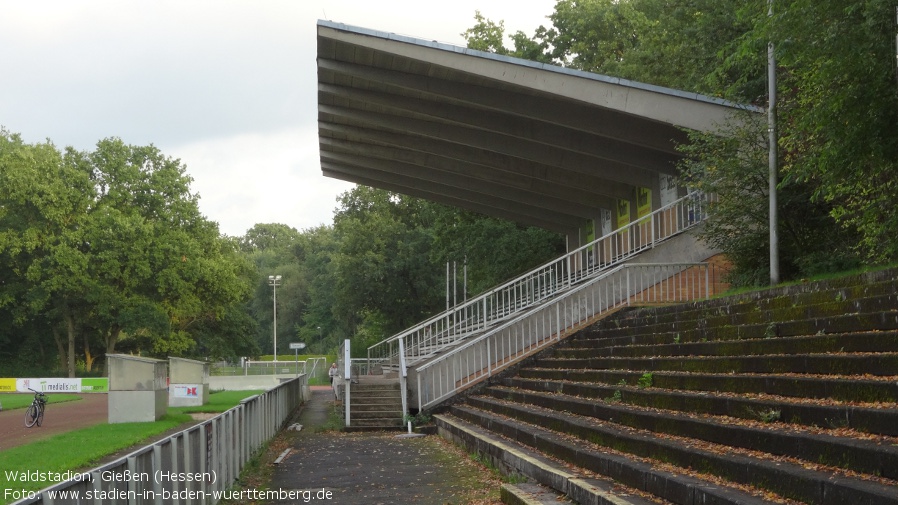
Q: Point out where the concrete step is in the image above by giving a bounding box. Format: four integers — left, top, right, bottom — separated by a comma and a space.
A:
579, 303, 898, 345
554, 330, 898, 359
534, 351, 898, 376
451, 402, 898, 505
500, 483, 574, 505
584, 272, 898, 331
505, 375, 898, 436
436, 414, 676, 505
481, 385, 898, 479
517, 367, 898, 404
438, 410, 774, 505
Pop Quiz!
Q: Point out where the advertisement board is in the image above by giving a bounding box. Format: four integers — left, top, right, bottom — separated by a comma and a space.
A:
10, 377, 109, 393
171, 384, 203, 398
0, 378, 15, 392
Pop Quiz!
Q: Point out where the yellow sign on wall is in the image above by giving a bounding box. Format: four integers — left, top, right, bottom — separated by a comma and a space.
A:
616, 200, 631, 229
636, 187, 652, 218
0, 378, 16, 392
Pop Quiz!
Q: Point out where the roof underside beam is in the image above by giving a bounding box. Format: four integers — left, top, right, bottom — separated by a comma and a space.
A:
316, 21, 754, 235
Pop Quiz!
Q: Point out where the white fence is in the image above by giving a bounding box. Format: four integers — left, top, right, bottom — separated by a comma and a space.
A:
16, 376, 307, 505
414, 263, 716, 411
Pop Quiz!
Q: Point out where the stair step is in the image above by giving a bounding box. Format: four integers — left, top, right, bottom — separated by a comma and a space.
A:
436, 413, 682, 505
517, 368, 898, 404
452, 401, 898, 505
535, 352, 898, 376
482, 385, 898, 479
556, 330, 898, 358
440, 409, 777, 505
505, 376, 898, 436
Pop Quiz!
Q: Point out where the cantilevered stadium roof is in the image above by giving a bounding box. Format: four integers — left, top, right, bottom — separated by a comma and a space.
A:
317, 20, 753, 237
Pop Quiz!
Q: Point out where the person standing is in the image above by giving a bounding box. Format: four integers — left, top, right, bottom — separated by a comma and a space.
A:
328, 362, 339, 400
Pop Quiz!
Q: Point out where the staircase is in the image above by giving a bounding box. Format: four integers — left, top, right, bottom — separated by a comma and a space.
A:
436, 267, 898, 504
346, 378, 404, 431
368, 192, 715, 374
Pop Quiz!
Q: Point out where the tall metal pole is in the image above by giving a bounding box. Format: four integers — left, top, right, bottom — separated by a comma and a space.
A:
269, 275, 281, 362
768, 0, 780, 285
445, 262, 450, 311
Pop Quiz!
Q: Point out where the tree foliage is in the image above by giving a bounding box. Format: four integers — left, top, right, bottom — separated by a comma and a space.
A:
0, 130, 256, 375
465, 0, 898, 285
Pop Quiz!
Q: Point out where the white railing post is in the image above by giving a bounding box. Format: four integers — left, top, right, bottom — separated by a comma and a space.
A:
343, 339, 351, 428
399, 338, 408, 420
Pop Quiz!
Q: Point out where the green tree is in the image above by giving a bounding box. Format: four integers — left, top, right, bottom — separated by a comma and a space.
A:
678, 113, 861, 285
0, 130, 93, 374
0, 132, 254, 374
771, 0, 898, 261
327, 186, 563, 353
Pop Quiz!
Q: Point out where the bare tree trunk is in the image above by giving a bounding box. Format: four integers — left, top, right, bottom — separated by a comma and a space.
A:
83, 333, 94, 373
65, 310, 76, 378
52, 326, 67, 373
103, 326, 121, 376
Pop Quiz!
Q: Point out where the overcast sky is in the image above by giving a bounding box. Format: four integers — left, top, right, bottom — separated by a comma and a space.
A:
1, 1, 555, 237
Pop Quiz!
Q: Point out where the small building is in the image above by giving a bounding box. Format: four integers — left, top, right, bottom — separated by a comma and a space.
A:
168, 357, 210, 407
107, 354, 168, 423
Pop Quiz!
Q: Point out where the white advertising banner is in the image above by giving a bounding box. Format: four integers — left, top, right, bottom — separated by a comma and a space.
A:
171, 384, 203, 398
17, 378, 82, 393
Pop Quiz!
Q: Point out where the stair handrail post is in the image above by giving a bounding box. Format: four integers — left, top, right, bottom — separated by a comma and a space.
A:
343, 339, 351, 428
398, 338, 409, 421
705, 263, 711, 300
626, 267, 631, 306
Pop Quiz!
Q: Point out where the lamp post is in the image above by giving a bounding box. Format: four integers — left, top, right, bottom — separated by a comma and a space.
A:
268, 275, 282, 362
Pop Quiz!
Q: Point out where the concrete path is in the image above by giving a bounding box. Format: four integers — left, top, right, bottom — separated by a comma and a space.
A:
268, 386, 494, 505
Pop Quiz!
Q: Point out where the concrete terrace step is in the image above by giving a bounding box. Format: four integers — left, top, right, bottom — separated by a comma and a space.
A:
441, 408, 782, 505
572, 293, 898, 343
578, 302, 898, 345
451, 401, 898, 505
589, 272, 898, 330
504, 376, 898, 436
435, 413, 720, 505
516, 368, 898, 404
480, 385, 898, 479
432, 268, 898, 504
534, 351, 898, 376
554, 330, 898, 358
581, 281, 898, 335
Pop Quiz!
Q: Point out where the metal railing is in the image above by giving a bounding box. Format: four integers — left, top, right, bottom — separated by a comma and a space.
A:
369, 192, 711, 370
17, 376, 307, 505
414, 262, 717, 411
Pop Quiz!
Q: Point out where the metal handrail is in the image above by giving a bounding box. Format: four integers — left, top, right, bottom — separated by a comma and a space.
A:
368, 192, 711, 369
415, 262, 715, 410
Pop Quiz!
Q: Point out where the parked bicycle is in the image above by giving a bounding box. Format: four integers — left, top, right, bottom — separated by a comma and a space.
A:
24, 388, 47, 428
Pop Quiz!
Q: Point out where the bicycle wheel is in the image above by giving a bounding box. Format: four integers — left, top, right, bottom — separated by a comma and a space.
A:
24, 403, 38, 427
36, 404, 44, 427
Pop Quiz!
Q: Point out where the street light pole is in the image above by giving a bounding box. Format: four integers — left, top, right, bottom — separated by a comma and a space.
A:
768, 0, 780, 285
268, 275, 282, 362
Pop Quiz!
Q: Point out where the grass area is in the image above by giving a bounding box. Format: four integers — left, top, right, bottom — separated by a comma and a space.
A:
0, 389, 265, 504
167, 389, 264, 415
0, 393, 82, 410
711, 263, 898, 299
0, 413, 193, 503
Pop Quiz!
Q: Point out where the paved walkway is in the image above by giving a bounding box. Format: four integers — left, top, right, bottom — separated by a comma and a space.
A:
268, 386, 491, 505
